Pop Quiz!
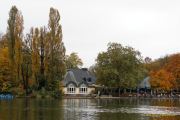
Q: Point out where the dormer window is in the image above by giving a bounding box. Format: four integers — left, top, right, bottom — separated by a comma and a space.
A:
83, 77, 86, 82
88, 78, 92, 82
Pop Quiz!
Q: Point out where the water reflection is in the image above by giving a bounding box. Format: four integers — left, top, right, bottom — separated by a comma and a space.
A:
63, 99, 98, 120
150, 116, 180, 120
0, 98, 180, 120
0, 99, 64, 120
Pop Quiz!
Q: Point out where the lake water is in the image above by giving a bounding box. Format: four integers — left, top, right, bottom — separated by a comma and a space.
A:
0, 98, 180, 120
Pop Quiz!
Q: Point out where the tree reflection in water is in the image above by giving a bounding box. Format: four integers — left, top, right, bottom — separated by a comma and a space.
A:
0, 98, 180, 120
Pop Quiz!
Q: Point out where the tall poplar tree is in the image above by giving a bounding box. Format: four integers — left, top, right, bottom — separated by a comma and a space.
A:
47, 7, 66, 90
7, 6, 24, 85
31, 28, 40, 88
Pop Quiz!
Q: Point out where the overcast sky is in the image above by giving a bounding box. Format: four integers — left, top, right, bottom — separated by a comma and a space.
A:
0, 0, 180, 67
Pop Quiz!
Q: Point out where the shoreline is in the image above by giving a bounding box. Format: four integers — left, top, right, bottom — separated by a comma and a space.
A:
1, 93, 180, 100
63, 96, 180, 99
1, 96, 180, 100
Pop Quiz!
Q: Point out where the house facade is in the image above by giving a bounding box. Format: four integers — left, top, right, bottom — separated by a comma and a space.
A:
62, 68, 96, 96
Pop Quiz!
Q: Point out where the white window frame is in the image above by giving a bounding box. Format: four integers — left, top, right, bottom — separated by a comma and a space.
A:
67, 83, 76, 94
79, 84, 88, 94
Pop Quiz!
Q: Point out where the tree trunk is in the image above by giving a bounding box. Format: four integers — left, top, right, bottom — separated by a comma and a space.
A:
124, 88, 126, 94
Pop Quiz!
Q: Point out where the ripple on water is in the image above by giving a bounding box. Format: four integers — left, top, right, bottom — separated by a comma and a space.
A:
64, 105, 180, 116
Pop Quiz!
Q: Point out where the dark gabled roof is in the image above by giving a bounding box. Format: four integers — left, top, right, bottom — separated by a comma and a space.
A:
138, 77, 151, 88
63, 68, 96, 86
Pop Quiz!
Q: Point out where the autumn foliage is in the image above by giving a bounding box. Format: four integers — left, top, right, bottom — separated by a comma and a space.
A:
0, 6, 66, 95
149, 53, 180, 91
150, 69, 175, 91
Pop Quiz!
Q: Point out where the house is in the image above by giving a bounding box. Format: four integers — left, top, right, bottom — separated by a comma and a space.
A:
61, 68, 96, 96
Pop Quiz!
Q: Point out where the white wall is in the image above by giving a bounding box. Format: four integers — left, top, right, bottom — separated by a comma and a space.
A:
63, 87, 95, 95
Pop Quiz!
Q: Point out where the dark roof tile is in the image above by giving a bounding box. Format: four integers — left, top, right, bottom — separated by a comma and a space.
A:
63, 68, 96, 86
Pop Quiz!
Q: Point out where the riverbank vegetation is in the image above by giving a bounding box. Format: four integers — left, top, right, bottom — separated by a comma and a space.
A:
93, 44, 180, 96
148, 54, 180, 92
0, 6, 82, 98
0, 6, 180, 98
